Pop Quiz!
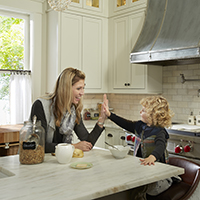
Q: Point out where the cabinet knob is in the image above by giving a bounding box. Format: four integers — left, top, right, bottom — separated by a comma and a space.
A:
107, 133, 113, 137
127, 83, 130, 86
120, 136, 125, 140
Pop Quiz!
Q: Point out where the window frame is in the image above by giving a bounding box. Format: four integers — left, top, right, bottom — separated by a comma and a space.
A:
0, 10, 30, 71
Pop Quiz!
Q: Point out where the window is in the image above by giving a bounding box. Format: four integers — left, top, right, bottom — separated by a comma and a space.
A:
0, 10, 30, 125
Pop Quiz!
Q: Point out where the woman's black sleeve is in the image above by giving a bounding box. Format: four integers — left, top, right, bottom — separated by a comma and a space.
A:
30, 100, 57, 153
74, 118, 104, 146
30, 100, 47, 133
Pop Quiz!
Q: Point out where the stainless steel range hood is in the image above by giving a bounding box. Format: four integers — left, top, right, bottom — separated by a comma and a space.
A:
130, 0, 200, 66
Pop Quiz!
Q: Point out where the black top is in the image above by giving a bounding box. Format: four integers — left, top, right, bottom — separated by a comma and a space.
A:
30, 100, 104, 153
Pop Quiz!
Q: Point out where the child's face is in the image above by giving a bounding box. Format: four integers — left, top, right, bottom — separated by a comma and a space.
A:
140, 107, 149, 125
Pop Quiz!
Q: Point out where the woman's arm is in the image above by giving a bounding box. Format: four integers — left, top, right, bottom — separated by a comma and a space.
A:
30, 100, 47, 132
74, 118, 104, 148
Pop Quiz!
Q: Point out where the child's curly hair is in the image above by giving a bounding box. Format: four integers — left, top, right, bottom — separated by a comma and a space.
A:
140, 96, 174, 128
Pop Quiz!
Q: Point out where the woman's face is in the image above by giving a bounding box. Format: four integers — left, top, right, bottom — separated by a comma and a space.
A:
72, 79, 85, 105
140, 106, 149, 125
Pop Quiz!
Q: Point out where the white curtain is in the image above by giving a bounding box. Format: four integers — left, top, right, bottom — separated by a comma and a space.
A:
9, 73, 32, 124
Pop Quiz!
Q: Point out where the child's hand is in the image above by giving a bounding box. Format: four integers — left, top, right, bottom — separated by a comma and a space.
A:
139, 155, 156, 166
102, 94, 110, 117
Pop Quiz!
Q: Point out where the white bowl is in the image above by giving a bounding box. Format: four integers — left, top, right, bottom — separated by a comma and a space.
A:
108, 145, 130, 159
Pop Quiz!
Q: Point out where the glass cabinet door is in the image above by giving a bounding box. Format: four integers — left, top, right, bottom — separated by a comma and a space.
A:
115, 0, 140, 9
86, 0, 99, 8
71, 0, 80, 3
117, 0, 126, 7
71, 0, 82, 7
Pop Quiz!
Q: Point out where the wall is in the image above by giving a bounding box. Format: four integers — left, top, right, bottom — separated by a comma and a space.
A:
163, 64, 200, 123
83, 64, 200, 124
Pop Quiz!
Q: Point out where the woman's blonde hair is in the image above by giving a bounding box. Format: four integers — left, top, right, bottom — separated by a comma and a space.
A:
48, 67, 85, 126
140, 96, 174, 128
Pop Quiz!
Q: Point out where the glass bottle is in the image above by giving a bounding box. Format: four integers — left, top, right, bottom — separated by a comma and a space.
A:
19, 116, 45, 164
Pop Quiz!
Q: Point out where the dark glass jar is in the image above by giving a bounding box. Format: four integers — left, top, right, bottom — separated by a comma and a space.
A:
19, 116, 45, 164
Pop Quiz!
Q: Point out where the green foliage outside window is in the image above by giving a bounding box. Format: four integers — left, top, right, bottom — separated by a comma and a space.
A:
0, 16, 24, 99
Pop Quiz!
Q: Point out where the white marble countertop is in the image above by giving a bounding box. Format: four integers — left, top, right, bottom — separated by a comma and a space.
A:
0, 148, 184, 200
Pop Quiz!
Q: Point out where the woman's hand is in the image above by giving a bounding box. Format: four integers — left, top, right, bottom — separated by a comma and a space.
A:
102, 94, 110, 117
73, 141, 93, 151
139, 155, 156, 166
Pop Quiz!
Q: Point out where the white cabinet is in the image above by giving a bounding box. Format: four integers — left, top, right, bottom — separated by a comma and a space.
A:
105, 127, 126, 149
70, 0, 108, 16
60, 13, 82, 72
109, 11, 162, 94
86, 128, 105, 149
71, 0, 102, 11
94, 129, 105, 148
109, 0, 147, 17
72, 128, 105, 149
60, 13, 103, 90
82, 17, 102, 90
47, 11, 108, 93
47, 0, 162, 95
112, 14, 145, 89
72, 131, 81, 144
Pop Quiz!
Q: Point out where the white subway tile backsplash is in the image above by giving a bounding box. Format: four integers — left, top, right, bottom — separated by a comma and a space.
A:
172, 95, 183, 101
168, 77, 178, 83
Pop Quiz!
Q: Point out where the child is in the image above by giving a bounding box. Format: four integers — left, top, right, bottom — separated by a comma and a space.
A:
102, 94, 174, 199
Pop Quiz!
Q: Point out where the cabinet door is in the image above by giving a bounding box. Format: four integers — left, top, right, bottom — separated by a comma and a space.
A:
129, 13, 145, 89
105, 128, 126, 149
71, 0, 83, 8
113, 15, 144, 89
94, 130, 105, 148
82, 17, 102, 89
72, 129, 105, 149
72, 131, 81, 144
84, 0, 102, 12
114, 0, 128, 12
113, 16, 130, 89
60, 13, 82, 71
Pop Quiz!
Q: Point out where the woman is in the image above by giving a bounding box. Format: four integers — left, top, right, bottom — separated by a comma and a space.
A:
30, 67, 106, 153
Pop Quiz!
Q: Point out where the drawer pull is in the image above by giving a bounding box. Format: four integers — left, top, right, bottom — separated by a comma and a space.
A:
107, 133, 113, 137
121, 136, 125, 140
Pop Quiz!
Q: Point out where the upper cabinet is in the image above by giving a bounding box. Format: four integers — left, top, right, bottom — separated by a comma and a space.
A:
47, 0, 162, 95
69, 0, 108, 16
115, 0, 139, 10
71, 0, 101, 10
111, 14, 145, 89
60, 14, 104, 91
108, 4, 162, 94
46, 1, 109, 93
109, 0, 147, 17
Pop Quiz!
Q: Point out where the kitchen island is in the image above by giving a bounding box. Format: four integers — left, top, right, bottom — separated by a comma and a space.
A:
0, 148, 184, 200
